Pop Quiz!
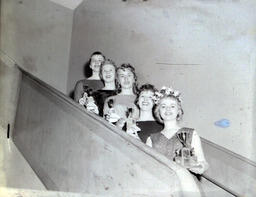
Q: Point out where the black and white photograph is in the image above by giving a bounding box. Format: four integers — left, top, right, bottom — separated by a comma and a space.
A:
0, 0, 255, 196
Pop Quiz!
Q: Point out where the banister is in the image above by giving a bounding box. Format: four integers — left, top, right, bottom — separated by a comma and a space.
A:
16, 66, 249, 196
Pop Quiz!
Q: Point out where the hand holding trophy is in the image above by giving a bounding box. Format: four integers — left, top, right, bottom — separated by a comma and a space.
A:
86, 96, 99, 114
79, 91, 99, 114
79, 92, 88, 106
104, 99, 121, 123
174, 131, 198, 168
126, 108, 141, 140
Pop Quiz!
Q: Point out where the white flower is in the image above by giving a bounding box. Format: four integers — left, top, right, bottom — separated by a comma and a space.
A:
173, 90, 180, 97
168, 87, 174, 92
155, 92, 162, 97
165, 88, 171, 94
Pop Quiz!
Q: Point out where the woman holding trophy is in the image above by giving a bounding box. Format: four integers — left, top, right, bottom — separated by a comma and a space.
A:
103, 63, 139, 127
146, 87, 208, 175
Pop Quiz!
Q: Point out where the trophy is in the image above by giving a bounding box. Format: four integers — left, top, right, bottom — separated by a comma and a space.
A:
105, 99, 121, 123
78, 87, 93, 106
78, 88, 99, 114
125, 108, 141, 140
174, 132, 198, 168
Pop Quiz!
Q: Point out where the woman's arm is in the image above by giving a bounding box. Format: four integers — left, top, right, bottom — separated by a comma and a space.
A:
74, 81, 84, 102
189, 130, 209, 174
146, 137, 152, 147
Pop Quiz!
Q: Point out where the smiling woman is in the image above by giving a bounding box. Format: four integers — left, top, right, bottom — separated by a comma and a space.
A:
91, 59, 118, 116
73, 52, 105, 102
146, 87, 209, 175
135, 84, 163, 143
103, 63, 139, 127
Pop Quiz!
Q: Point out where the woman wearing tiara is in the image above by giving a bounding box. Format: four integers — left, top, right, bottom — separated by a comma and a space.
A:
146, 87, 208, 175
132, 84, 163, 142
74, 51, 105, 102
91, 59, 117, 117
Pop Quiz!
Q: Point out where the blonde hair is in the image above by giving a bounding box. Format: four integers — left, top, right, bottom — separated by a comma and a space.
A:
154, 95, 184, 123
99, 59, 117, 83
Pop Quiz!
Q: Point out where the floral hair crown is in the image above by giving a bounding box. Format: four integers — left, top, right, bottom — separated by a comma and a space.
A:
153, 86, 182, 104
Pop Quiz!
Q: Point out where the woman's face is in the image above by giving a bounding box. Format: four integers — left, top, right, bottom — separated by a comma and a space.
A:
117, 68, 135, 90
159, 97, 179, 122
138, 90, 154, 111
90, 54, 105, 72
102, 64, 116, 83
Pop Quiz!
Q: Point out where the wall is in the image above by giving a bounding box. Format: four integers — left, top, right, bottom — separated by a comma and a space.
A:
0, 60, 21, 134
201, 138, 256, 196
67, 0, 256, 162
0, 0, 82, 93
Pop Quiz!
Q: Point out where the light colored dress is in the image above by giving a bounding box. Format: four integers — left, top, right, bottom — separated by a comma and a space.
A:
103, 94, 138, 120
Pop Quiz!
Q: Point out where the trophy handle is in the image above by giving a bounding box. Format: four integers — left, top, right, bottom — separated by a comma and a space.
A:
177, 132, 187, 147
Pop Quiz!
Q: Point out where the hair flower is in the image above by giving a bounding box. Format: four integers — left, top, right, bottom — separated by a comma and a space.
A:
173, 90, 180, 97
153, 86, 182, 104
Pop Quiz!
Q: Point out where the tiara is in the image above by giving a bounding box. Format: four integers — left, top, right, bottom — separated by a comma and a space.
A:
153, 86, 182, 104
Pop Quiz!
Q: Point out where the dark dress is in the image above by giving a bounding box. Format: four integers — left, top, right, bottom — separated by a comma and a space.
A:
150, 128, 194, 161
151, 128, 206, 196
74, 79, 104, 102
92, 90, 117, 116
136, 121, 163, 143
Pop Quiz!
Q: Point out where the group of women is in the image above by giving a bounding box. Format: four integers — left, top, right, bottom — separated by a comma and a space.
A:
74, 51, 209, 176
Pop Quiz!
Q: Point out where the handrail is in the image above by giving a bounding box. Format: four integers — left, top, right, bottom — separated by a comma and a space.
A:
17, 66, 246, 196
17, 66, 184, 173
201, 138, 256, 197
18, 66, 202, 196
202, 174, 240, 197
201, 137, 256, 169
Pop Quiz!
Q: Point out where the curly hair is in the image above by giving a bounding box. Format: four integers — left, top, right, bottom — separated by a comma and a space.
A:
154, 95, 184, 123
135, 83, 157, 108
99, 59, 117, 83
116, 63, 138, 94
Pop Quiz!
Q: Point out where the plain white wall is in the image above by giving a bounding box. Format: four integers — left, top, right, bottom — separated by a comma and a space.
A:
0, 0, 81, 93
67, 0, 256, 162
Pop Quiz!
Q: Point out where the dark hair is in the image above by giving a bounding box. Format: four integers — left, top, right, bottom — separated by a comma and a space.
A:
135, 83, 157, 108
116, 63, 138, 94
84, 51, 105, 78
99, 59, 117, 84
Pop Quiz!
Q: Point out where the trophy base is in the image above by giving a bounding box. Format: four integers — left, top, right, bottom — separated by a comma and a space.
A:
174, 156, 198, 169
